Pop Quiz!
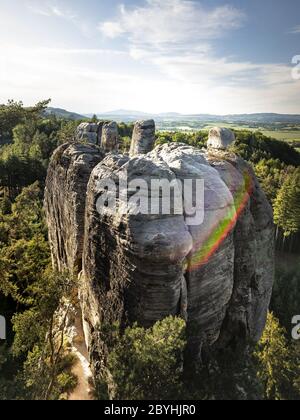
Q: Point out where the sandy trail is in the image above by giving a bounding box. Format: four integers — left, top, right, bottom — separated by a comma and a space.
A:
68, 315, 94, 401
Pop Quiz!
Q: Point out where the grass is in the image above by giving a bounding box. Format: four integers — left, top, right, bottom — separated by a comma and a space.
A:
260, 130, 300, 142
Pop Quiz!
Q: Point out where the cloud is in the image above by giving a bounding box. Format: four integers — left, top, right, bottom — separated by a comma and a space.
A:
28, 2, 76, 21
96, 0, 300, 115
1, 1, 299, 115
98, 1, 291, 89
290, 25, 300, 34
1, 43, 299, 116
0, 45, 167, 113
150, 52, 294, 89
98, 0, 251, 86
27, 1, 94, 37
100, 21, 124, 38
99, 0, 244, 48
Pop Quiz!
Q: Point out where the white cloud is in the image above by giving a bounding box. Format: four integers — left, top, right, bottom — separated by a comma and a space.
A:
99, 0, 244, 48
0, 45, 167, 113
290, 25, 300, 34
28, 2, 76, 21
27, 2, 94, 37
99, 21, 125, 38
98, 0, 255, 89
1, 44, 299, 115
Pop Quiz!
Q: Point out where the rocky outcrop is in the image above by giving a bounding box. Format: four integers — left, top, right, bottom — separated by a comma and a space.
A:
44, 143, 104, 272
206, 150, 274, 348
76, 123, 103, 145
75, 121, 119, 152
44, 124, 274, 373
101, 122, 119, 153
129, 120, 156, 157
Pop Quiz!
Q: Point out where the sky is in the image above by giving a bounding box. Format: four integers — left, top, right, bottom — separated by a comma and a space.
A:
0, 0, 300, 114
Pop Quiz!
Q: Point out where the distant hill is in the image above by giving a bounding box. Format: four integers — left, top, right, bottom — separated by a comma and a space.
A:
97, 110, 300, 124
44, 107, 300, 125
45, 107, 86, 120
101, 109, 151, 117
219, 113, 300, 124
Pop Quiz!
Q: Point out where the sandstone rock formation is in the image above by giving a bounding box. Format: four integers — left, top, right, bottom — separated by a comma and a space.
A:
206, 149, 274, 347
44, 143, 104, 272
129, 119, 156, 157
76, 123, 103, 145
44, 124, 274, 373
101, 122, 119, 153
207, 127, 236, 150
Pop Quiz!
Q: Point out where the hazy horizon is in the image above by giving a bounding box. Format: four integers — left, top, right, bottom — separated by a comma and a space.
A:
50, 106, 300, 117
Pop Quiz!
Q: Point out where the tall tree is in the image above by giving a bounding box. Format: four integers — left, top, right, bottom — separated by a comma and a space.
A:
255, 313, 300, 400
274, 168, 300, 237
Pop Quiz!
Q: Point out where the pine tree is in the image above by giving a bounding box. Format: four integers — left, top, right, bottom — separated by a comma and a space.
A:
274, 168, 300, 237
255, 313, 300, 400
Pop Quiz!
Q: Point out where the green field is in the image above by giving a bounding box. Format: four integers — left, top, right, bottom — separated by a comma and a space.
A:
259, 130, 300, 142
158, 120, 300, 151
202, 123, 300, 145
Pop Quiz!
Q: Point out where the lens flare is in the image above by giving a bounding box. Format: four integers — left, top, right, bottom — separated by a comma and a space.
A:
188, 168, 254, 271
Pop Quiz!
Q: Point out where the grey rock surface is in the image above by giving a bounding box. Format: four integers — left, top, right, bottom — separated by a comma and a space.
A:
76, 123, 103, 145
129, 119, 156, 157
101, 122, 119, 153
207, 127, 236, 150
44, 143, 104, 273
206, 150, 274, 346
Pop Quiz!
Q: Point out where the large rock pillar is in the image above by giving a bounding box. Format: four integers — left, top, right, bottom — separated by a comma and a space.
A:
129, 119, 156, 157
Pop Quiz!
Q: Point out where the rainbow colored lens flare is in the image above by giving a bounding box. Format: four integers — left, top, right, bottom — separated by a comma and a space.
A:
188, 168, 254, 271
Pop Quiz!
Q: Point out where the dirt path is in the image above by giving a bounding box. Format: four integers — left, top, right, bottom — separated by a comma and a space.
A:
68, 315, 94, 401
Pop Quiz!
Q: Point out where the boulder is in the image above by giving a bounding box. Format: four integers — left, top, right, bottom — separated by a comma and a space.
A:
207, 127, 236, 150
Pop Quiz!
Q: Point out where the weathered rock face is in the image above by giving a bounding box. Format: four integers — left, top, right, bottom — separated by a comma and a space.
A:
44, 143, 104, 273
207, 127, 236, 150
206, 150, 274, 348
76, 123, 103, 145
75, 121, 119, 152
101, 122, 119, 153
45, 125, 274, 373
129, 119, 156, 157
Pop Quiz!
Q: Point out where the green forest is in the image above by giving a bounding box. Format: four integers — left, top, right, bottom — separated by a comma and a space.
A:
0, 100, 300, 400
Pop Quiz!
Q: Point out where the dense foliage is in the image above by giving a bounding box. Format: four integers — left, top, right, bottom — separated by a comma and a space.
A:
0, 182, 77, 399
97, 317, 186, 400
255, 313, 300, 400
274, 168, 300, 237
0, 101, 81, 399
